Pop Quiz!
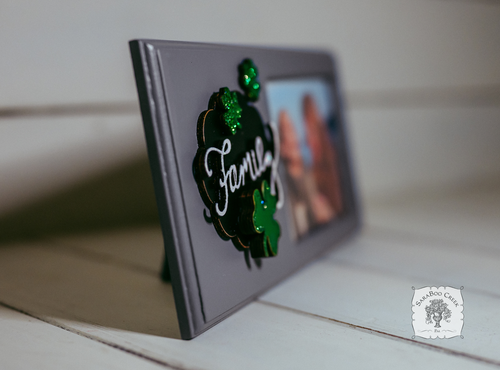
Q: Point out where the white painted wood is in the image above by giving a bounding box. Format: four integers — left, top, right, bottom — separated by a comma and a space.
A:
2, 105, 500, 216
0, 305, 165, 370
1, 0, 499, 206
54, 227, 164, 274
1, 0, 499, 106
365, 184, 500, 251
56, 302, 495, 370
0, 114, 145, 216
260, 255, 500, 362
331, 231, 500, 295
1, 184, 500, 368
348, 107, 500, 201
1, 225, 498, 368
0, 242, 180, 339
261, 185, 500, 361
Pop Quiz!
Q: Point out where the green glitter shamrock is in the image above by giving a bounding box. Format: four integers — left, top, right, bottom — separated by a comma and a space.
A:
252, 180, 280, 257
238, 59, 260, 102
218, 87, 242, 135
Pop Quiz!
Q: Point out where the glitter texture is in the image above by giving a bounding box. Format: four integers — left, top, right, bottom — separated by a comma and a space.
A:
238, 59, 260, 102
218, 87, 242, 135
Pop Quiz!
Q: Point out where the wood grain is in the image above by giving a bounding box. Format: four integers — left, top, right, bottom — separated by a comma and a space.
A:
0, 186, 499, 368
0, 305, 166, 370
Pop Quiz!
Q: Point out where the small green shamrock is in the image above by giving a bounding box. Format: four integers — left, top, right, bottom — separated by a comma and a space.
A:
238, 59, 260, 102
252, 180, 280, 257
218, 87, 242, 135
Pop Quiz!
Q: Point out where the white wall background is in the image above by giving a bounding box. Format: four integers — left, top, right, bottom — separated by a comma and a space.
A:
1, 0, 499, 215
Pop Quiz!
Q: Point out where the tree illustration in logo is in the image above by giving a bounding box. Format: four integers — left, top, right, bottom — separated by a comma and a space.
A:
425, 299, 452, 328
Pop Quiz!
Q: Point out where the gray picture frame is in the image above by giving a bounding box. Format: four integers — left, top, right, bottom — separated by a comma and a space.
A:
129, 39, 360, 339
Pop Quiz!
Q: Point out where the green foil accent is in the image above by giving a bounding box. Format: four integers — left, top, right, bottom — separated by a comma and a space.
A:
218, 87, 242, 135
238, 59, 260, 102
252, 180, 280, 257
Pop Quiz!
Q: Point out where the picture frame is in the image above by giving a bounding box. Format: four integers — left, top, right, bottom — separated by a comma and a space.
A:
129, 39, 360, 339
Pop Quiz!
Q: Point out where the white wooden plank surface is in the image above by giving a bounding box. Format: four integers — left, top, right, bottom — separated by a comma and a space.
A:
2, 105, 500, 218
365, 183, 500, 251
1, 186, 500, 368
0, 241, 180, 339
349, 106, 500, 200
261, 256, 500, 363
261, 185, 500, 364
331, 231, 500, 296
0, 114, 145, 216
0, 305, 165, 370
54, 227, 164, 275
1, 0, 499, 106
2, 0, 499, 208
55, 302, 496, 370
0, 227, 496, 369
2, 0, 499, 216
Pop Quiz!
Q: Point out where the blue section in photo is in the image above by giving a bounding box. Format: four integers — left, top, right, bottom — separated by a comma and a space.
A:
266, 78, 335, 167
